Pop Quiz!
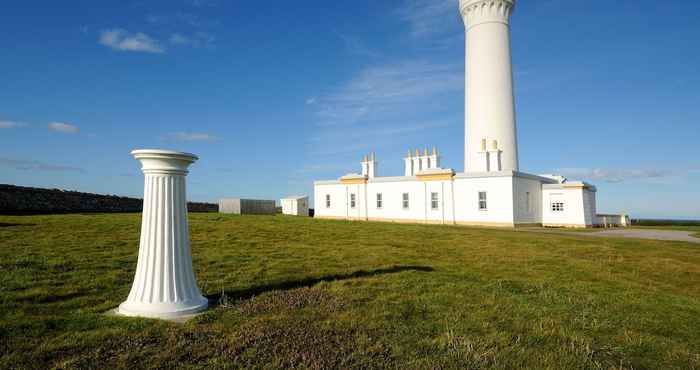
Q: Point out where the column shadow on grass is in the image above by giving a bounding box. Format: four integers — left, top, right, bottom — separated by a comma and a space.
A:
0, 223, 36, 228
205, 265, 434, 307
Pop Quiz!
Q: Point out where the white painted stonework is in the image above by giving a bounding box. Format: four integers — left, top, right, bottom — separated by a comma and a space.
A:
313, 0, 628, 228
461, 0, 518, 173
118, 149, 208, 319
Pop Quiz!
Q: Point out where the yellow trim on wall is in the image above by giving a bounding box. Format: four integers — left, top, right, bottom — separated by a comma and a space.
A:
340, 178, 367, 185
416, 173, 454, 182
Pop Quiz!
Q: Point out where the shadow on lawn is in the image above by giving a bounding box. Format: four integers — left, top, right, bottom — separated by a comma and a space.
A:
206, 265, 434, 307
0, 222, 36, 228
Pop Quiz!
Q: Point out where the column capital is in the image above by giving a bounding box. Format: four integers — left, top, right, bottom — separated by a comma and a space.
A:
131, 149, 198, 175
459, 0, 515, 30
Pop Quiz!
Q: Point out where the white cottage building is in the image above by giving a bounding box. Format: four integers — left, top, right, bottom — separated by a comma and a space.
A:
313, 0, 628, 228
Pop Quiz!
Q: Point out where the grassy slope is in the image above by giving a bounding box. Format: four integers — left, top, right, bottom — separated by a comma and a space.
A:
1, 214, 699, 369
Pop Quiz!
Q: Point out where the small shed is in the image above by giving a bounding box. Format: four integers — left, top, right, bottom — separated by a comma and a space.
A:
281, 195, 309, 216
218, 198, 276, 215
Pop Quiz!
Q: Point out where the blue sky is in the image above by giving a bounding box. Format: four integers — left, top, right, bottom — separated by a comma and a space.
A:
1, 0, 698, 219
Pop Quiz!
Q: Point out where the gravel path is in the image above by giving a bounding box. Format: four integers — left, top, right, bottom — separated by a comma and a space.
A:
584, 229, 700, 243
522, 228, 700, 244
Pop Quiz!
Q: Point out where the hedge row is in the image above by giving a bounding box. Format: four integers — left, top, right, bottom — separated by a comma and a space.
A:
0, 184, 217, 215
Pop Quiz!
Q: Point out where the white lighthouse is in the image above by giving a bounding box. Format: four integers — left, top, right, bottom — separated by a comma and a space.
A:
312, 0, 629, 229
460, 0, 518, 173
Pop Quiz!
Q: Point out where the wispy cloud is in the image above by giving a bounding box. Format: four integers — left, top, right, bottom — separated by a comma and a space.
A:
556, 167, 685, 183
99, 29, 165, 54
337, 33, 379, 58
164, 132, 219, 142
48, 122, 79, 134
303, 1, 464, 172
306, 58, 462, 166
187, 0, 217, 7
147, 12, 203, 27
0, 120, 27, 129
0, 158, 84, 173
314, 60, 462, 127
169, 32, 215, 48
305, 97, 317, 105
397, 0, 458, 38
296, 163, 351, 175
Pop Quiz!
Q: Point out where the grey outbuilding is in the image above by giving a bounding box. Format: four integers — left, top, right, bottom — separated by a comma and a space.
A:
218, 198, 276, 215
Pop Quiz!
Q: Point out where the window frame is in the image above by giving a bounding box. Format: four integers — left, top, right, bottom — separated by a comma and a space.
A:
325, 194, 331, 209
431, 192, 439, 210
478, 191, 488, 211
350, 193, 356, 209
551, 202, 564, 212
376, 193, 383, 209
402, 193, 410, 210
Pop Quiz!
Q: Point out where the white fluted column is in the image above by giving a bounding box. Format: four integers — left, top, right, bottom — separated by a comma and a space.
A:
117, 149, 208, 319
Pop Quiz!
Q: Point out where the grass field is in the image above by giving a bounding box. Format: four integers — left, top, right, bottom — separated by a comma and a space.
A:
1, 213, 699, 369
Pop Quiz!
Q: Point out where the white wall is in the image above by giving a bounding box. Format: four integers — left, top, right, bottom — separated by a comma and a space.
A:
315, 174, 521, 226
315, 179, 456, 224
542, 187, 595, 227
281, 198, 309, 216
315, 173, 599, 228
364, 180, 427, 222
513, 176, 543, 224
582, 189, 597, 226
314, 183, 350, 219
452, 176, 514, 225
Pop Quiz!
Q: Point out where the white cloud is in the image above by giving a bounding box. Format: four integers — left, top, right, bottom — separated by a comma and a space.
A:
0, 120, 27, 129
0, 157, 84, 173
165, 132, 218, 142
48, 122, 80, 134
306, 97, 317, 105
99, 29, 165, 54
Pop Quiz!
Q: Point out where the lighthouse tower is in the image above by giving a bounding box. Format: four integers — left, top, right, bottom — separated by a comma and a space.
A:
459, 0, 519, 173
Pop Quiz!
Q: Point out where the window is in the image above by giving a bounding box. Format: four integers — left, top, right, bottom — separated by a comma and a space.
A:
551, 202, 564, 212
350, 194, 356, 208
402, 193, 409, 209
376, 193, 383, 209
325, 194, 331, 208
431, 192, 439, 210
478, 191, 488, 211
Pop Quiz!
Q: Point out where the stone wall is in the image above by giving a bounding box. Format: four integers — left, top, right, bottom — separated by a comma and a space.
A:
0, 184, 218, 215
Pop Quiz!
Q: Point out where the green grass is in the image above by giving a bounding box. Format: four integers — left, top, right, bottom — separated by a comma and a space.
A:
1, 214, 700, 369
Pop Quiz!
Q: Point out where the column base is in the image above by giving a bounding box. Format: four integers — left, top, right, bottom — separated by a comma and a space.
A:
116, 296, 209, 319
